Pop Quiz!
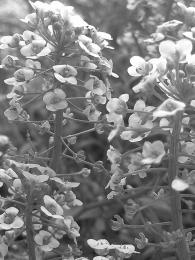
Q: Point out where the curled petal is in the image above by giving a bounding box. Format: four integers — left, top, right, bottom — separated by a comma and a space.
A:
153, 99, 185, 117
54, 73, 77, 84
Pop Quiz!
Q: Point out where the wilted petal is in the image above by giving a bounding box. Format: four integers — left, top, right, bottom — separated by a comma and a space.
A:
153, 99, 185, 117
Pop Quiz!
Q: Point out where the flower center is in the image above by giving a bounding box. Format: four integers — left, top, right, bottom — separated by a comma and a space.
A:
32, 45, 43, 54
63, 67, 71, 77
4, 214, 15, 224
47, 204, 57, 214
151, 150, 160, 158
42, 235, 51, 245
31, 41, 45, 54
165, 102, 177, 111
115, 100, 127, 114
15, 71, 25, 82
50, 96, 62, 104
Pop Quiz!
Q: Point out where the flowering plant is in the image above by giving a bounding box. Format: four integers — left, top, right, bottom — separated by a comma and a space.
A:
0, 0, 195, 260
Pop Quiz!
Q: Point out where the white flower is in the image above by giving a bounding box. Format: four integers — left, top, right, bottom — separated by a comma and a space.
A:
83, 103, 101, 121
98, 57, 118, 78
4, 68, 34, 86
171, 178, 189, 192
149, 57, 167, 76
0, 55, 19, 69
43, 89, 68, 112
20, 31, 52, 59
78, 35, 101, 58
178, 142, 195, 163
142, 141, 165, 165
121, 113, 153, 142
120, 100, 154, 143
41, 195, 64, 219
107, 114, 124, 142
53, 65, 77, 84
84, 76, 106, 95
106, 94, 129, 116
49, 2, 88, 27
34, 230, 60, 252
107, 146, 121, 165
20, 13, 38, 27
0, 207, 24, 230
21, 40, 51, 59
153, 99, 185, 118
159, 39, 192, 64
93, 257, 109, 260
29, 1, 51, 17
25, 59, 41, 70
87, 239, 110, 256
0, 34, 20, 49
80, 55, 97, 70
110, 244, 139, 258
128, 56, 153, 77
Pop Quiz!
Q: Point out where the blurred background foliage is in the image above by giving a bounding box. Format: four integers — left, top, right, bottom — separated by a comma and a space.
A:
1, 0, 195, 259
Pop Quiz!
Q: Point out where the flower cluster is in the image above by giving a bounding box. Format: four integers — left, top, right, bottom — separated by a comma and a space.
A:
1, 0, 195, 259
1, 0, 114, 120
87, 239, 139, 259
0, 0, 119, 258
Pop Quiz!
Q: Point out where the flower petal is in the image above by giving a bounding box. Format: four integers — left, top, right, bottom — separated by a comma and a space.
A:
159, 40, 176, 58
176, 39, 192, 61
130, 56, 145, 67
127, 66, 141, 76
172, 178, 189, 191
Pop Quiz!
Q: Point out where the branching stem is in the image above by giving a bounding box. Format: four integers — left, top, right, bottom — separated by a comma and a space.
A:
168, 112, 191, 260
50, 110, 63, 173
26, 192, 36, 260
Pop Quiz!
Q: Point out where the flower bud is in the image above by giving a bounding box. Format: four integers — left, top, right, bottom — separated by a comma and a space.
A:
53, 22, 62, 31
9, 34, 21, 48
0, 55, 18, 69
111, 215, 124, 231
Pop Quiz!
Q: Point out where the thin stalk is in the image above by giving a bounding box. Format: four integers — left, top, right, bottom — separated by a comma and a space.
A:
168, 112, 191, 260
62, 127, 96, 139
123, 167, 167, 177
26, 192, 36, 260
50, 110, 63, 173
123, 222, 171, 229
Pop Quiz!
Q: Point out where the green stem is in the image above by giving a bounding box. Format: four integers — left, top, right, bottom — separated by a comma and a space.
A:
168, 112, 191, 260
26, 192, 36, 260
123, 168, 167, 177
50, 110, 63, 174
123, 222, 171, 229
62, 127, 95, 139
